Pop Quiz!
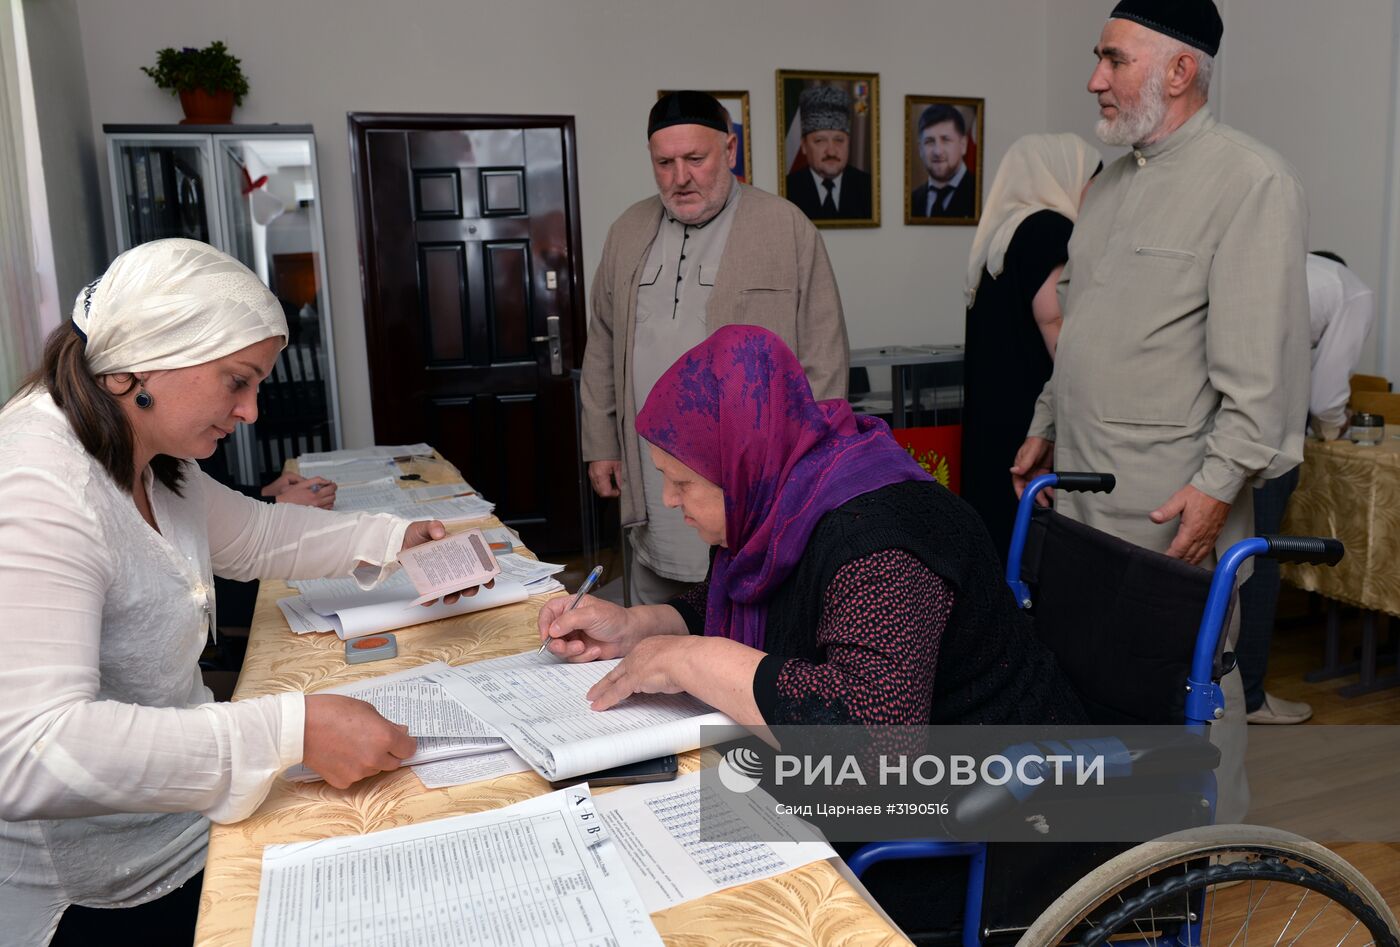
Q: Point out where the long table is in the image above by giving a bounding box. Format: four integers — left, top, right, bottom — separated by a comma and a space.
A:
193, 455, 907, 945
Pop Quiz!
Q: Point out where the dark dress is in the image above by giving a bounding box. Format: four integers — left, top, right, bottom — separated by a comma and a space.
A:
669, 480, 1085, 939
961, 209, 1074, 563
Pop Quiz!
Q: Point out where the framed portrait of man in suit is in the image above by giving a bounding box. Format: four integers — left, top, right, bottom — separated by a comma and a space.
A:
776, 69, 880, 228
905, 95, 983, 226
657, 90, 753, 183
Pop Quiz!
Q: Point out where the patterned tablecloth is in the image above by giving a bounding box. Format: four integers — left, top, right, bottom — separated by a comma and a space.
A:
193, 457, 907, 946
1282, 425, 1400, 617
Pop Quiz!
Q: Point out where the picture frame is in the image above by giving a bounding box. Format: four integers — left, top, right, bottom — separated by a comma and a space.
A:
904, 95, 984, 226
776, 69, 880, 228
657, 90, 753, 183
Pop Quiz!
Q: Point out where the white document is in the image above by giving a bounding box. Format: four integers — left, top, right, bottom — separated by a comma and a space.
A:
332, 476, 413, 513
496, 553, 566, 587
594, 771, 836, 912
276, 595, 335, 634
412, 748, 532, 789
407, 480, 476, 502
430, 652, 744, 781
291, 572, 530, 640
284, 663, 506, 782
411, 495, 497, 523
297, 443, 434, 466
298, 457, 398, 484
251, 786, 662, 947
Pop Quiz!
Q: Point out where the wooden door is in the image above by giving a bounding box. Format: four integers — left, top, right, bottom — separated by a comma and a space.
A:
350, 114, 586, 553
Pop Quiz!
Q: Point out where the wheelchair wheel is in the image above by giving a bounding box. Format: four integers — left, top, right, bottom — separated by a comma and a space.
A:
1017, 825, 1398, 947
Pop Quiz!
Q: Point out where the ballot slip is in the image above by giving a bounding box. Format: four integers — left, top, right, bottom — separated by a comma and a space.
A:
251, 786, 663, 947
288, 571, 530, 640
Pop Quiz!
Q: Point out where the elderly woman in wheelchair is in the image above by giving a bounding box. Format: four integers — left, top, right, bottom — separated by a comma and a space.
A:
538, 327, 1397, 945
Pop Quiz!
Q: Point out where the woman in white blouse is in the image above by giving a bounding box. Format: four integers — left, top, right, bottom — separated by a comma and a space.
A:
0, 240, 448, 945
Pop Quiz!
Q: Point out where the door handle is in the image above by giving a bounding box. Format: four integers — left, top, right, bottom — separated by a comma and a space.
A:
532, 314, 564, 377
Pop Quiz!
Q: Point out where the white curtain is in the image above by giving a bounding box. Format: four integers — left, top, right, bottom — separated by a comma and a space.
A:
0, 6, 45, 401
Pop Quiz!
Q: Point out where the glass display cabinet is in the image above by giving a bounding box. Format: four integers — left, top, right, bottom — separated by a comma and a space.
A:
104, 124, 341, 489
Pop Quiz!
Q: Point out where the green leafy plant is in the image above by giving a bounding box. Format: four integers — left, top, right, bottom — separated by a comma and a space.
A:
141, 41, 249, 106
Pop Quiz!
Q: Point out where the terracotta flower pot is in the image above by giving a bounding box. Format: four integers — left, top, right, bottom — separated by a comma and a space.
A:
178, 88, 235, 125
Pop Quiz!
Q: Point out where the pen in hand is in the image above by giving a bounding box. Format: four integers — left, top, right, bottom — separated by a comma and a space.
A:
538, 564, 605, 655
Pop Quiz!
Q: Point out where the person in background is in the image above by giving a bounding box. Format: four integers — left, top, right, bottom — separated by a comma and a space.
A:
960, 133, 1101, 559
1237, 250, 1375, 724
1011, 0, 1310, 823
0, 239, 471, 945
580, 91, 848, 607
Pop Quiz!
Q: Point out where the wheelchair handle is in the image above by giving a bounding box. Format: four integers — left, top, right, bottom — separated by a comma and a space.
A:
1260, 535, 1345, 566
1007, 471, 1116, 608
1051, 472, 1117, 493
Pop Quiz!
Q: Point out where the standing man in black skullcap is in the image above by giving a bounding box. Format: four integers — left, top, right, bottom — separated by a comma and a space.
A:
580, 91, 849, 604
1012, 0, 1310, 823
784, 86, 873, 221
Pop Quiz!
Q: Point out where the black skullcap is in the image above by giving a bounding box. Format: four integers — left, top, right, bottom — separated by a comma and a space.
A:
1110, 0, 1223, 56
648, 91, 730, 138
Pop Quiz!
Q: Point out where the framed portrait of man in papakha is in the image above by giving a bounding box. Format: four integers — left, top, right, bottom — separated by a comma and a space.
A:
905, 95, 984, 226
658, 90, 753, 183
776, 70, 879, 228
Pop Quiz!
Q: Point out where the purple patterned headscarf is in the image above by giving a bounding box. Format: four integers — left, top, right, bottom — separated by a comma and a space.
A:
636, 326, 932, 649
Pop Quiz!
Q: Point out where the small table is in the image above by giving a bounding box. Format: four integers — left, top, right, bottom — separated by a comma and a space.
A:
1282, 425, 1400, 696
850, 344, 963, 429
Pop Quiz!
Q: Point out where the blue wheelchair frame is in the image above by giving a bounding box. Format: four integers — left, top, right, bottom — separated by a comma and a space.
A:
847, 473, 1340, 947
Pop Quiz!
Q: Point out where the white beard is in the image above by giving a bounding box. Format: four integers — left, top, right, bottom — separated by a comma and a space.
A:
1095, 68, 1168, 147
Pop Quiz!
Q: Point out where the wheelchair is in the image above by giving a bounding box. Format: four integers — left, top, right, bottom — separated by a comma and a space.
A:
848, 473, 1399, 947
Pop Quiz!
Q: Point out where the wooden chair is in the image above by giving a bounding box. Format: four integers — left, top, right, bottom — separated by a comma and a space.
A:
1349, 373, 1392, 396
1348, 390, 1400, 420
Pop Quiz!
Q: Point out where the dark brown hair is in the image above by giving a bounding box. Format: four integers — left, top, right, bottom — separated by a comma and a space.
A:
17, 325, 184, 495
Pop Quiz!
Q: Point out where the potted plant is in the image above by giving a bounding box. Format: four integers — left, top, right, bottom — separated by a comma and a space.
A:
141, 41, 249, 125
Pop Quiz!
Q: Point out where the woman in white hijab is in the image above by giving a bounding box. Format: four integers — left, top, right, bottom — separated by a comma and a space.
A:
0, 240, 451, 945
960, 133, 1101, 561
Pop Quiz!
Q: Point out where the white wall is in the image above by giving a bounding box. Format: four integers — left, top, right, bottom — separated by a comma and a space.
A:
71, 0, 1048, 447
20, 0, 104, 314
1046, 0, 1400, 376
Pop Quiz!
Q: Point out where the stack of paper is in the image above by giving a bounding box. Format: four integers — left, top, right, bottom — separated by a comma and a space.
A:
331, 476, 496, 521
252, 786, 663, 947
282, 570, 530, 639
430, 652, 744, 781
496, 552, 566, 595
285, 663, 517, 782
298, 442, 434, 466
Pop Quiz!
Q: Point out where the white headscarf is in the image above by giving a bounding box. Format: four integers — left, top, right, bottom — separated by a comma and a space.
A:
965, 133, 1102, 306
72, 239, 288, 375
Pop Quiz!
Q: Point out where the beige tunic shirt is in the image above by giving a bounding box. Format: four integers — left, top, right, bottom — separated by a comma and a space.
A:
631, 182, 742, 580
1029, 108, 1309, 561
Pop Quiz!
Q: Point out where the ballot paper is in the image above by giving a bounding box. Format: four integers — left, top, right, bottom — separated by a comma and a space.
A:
276, 595, 335, 634
410, 495, 497, 523
406, 480, 476, 502
331, 476, 412, 512
495, 553, 566, 594
290, 571, 529, 640
412, 748, 532, 789
397, 529, 500, 605
297, 442, 434, 466
251, 786, 662, 947
430, 652, 744, 782
297, 457, 399, 484
593, 771, 837, 912
284, 663, 506, 781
